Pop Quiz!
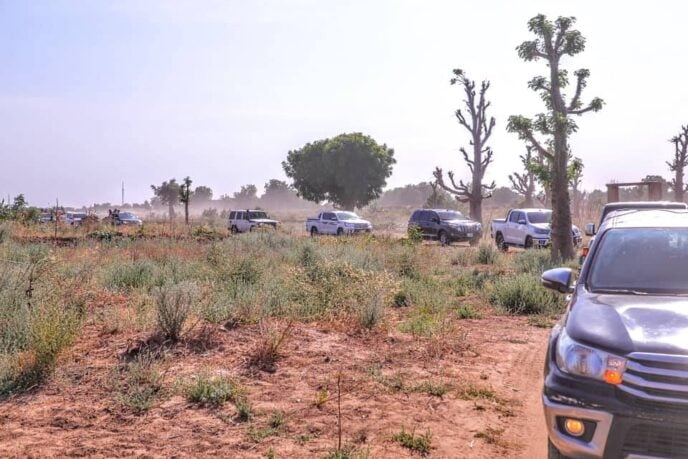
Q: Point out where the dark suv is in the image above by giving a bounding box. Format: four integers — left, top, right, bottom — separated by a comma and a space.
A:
407, 209, 482, 245
541, 209, 688, 458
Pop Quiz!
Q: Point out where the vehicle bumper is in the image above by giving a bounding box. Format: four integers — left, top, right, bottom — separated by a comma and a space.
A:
543, 396, 613, 458
534, 237, 550, 247
448, 230, 482, 241
545, 351, 688, 458
344, 227, 371, 234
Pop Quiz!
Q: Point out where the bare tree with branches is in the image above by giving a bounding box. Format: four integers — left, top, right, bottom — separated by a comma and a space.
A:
669, 125, 688, 203
433, 68, 495, 224
509, 146, 537, 207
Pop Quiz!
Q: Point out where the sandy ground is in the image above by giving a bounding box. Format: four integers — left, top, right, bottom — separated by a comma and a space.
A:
0, 313, 549, 458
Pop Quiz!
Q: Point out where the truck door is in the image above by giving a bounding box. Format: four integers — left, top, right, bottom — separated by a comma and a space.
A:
322, 212, 337, 234
505, 210, 521, 244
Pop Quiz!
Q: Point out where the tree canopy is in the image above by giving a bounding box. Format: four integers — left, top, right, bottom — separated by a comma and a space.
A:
282, 132, 395, 210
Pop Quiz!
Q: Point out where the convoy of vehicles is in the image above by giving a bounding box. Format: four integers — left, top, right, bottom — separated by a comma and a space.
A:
306, 211, 372, 236
63, 212, 88, 226
228, 210, 279, 233
541, 209, 688, 458
491, 208, 582, 251
407, 208, 482, 245
105, 211, 143, 226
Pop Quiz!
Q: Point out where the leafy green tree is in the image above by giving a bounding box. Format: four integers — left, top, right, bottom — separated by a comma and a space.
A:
507, 15, 604, 261
233, 184, 258, 206
433, 69, 495, 223
151, 179, 181, 221
283, 132, 395, 210
179, 176, 193, 225
11, 194, 27, 212
194, 186, 213, 203
669, 126, 688, 202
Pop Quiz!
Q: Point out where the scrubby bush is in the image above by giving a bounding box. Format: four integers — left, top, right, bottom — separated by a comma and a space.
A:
114, 352, 163, 413
475, 243, 500, 265
105, 259, 156, 290
0, 223, 10, 245
488, 273, 563, 315
512, 249, 558, 275
185, 371, 240, 407
154, 281, 199, 341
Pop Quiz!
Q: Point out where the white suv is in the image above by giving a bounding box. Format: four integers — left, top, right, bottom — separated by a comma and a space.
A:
228, 210, 279, 233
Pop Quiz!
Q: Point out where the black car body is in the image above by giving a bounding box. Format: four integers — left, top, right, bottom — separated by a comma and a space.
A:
407, 209, 482, 245
542, 209, 688, 458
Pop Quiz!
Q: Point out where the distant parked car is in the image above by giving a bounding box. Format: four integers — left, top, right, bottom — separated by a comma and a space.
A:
63, 212, 88, 226
306, 211, 372, 236
105, 211, 142, 226
407, 209, 482, 246
228, 210, 279, 233
38, 212, 53, 224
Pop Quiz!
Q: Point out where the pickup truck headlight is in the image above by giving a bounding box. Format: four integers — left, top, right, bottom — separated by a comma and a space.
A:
344, 222, 354, 227
534, 227, 550, 235
555, 329, 627, 385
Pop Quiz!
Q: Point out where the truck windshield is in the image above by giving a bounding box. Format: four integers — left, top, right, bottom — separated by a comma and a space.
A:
248, 211, 268, 219
527, 212, 551, 224
335, 212, 358, 221
589, 228, 688, 294
437, 211, 465, 220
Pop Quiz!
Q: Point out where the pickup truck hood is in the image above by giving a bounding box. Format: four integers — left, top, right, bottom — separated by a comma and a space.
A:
531, 223, 551, 230
567, 292, 688, 355
250, 218, 279, 224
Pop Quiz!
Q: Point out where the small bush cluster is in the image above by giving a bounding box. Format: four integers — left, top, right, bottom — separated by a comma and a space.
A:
488, 274, 563, 315
185, 371, 240, 407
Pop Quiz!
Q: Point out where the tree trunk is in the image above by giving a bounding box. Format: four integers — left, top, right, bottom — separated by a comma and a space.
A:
549, 60, 575, 261
184, 203, 189, 225
675, 170, 685, 203
470, 134, 483, 223
524, 180, 534, 207
168, 203, 174, 222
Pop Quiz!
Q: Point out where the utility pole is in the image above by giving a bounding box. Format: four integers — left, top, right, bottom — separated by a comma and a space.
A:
121, 181, 125, 207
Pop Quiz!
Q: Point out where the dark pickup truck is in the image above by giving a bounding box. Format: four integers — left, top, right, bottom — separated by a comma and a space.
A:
541, 209, 688, 458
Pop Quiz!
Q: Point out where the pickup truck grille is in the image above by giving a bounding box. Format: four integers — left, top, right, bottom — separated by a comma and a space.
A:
354, 223, 368, 230
623, 423, 688, 457
619, 352, 688, 405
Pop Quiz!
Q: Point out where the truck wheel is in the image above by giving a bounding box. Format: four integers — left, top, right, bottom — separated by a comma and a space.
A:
336, 228, 344, 236
230, 225, 239, 234
438, 230, 449, 246
525, 236, 533, 249
547, 440, 570, 459
495, 233, 508, 252
310, 227, 318, 237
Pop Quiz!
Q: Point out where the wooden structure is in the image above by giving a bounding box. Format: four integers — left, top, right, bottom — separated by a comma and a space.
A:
606, 181, 663, 203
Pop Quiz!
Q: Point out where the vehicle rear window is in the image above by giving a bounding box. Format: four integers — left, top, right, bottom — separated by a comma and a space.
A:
229, 211, 235, 219
588, 228, 688, 294
248, 211, 267, 219
527, 212, 551, 224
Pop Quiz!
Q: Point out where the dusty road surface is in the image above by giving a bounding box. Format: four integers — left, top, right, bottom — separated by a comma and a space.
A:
0, 314, 551, 458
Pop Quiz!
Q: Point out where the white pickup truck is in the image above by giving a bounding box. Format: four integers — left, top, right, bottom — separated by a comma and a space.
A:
491, 208, 581, 251
306, 211, 372, 236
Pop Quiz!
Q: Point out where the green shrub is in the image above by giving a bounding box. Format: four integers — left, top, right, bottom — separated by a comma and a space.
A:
154, 281, 199, 341
488, 274, 563, 315
512, 249, 558, 274
185, 372, 240, 407
357, 290, 385, 330
399, 312, 438, 337
393, 290, 410, 307
475, 243, 500, 265
456, 305, 482, 320
392, 429, 432, 454
0, 223, 9, 244
114, 352, 163, 413
105, 259, 156, 290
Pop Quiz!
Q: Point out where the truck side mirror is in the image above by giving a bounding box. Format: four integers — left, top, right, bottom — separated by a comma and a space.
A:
584, 223, 596, 236
432, 217, 440, 223
541, 268, 574, 294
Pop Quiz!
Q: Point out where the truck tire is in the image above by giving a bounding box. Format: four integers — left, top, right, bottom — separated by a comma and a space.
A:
547, 440, 570, 459
336, 227, 344, 236
310, 227, 318, 237
438, 230, 449, 246
230, 225, 239, 234
525, 236, 533, 249
495, 233, 508, 252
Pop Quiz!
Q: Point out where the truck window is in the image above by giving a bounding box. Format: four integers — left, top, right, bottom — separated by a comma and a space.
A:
229, 211, 235, 219
322, 212, 335, 221
509, 211, 521, 223
410, 211, 420, 222
589, 228, 688, 294
527, 212, 551, 224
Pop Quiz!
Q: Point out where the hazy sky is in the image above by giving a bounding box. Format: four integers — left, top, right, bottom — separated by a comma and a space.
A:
2, 0, 686, 206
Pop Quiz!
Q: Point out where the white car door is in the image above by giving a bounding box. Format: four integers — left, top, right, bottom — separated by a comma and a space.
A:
238, 212, 250, 232
322, 212, 337, 234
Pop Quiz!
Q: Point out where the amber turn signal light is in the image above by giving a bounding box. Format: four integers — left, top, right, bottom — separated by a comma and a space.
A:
564, 418, 585, 437
603, 369, 623, 385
